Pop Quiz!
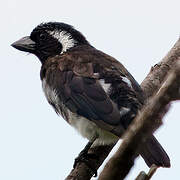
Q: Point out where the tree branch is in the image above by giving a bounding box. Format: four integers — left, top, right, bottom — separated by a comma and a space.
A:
66, 38, 180, 180
141, 38, 180, 99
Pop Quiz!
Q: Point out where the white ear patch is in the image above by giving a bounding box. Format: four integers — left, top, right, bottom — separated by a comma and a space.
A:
48, 30, 77, 54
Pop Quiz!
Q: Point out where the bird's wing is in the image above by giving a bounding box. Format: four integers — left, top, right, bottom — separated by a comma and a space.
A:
61, 70, 122, 126
42, 49, 142, 133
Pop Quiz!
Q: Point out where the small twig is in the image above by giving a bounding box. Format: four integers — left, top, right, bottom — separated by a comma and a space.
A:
135, 172, 148, 180
146, 165, 158, 180
135, 165, 158, 180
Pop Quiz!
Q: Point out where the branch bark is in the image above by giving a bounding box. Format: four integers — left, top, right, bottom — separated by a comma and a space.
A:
66, 38, 180, 180
135, 165, 158, 180
98, 61, 180, 180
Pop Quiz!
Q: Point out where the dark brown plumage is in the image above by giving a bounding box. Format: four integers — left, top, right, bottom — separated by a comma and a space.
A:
40, 45, 142, 127
11, 22, 170, 172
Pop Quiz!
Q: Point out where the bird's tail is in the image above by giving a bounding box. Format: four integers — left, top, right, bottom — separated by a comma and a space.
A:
140, 135, 170, 168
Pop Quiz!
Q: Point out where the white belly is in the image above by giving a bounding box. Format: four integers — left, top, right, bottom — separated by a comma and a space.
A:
67, 110, 118, 146
42, 79, 118, 146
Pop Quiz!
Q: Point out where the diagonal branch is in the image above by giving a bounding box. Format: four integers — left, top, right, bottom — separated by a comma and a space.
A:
66, 38, 180, 180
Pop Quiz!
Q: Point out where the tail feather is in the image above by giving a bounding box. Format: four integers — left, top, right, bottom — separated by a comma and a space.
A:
140, 135, 170, 168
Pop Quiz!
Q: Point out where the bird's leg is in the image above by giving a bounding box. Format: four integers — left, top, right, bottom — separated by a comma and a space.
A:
73, 136, 98, 176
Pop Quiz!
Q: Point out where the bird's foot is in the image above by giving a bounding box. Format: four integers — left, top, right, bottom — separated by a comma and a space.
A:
73, 150, 98, 177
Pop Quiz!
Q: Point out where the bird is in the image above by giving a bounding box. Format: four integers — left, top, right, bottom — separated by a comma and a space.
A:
11, 22, 170, 175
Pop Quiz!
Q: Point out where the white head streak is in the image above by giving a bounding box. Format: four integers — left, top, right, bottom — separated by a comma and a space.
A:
48, 30, 77, 54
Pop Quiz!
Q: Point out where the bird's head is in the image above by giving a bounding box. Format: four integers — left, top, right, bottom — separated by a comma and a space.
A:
11, 22, 89, 63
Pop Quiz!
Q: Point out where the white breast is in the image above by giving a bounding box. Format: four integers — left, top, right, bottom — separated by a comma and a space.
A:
42, 79, 65, 117
42, 79, 58, 104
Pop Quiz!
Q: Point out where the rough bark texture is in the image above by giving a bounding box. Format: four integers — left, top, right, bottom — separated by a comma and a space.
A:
66, 38, 180, 180
141, 39, 180, 99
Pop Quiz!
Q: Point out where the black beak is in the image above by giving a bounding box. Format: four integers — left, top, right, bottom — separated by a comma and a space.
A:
11, 36, 36, 53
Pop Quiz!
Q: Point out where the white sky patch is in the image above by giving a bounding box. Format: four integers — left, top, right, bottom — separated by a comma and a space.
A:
121, 76, 133, 88
48, 30, 77, 54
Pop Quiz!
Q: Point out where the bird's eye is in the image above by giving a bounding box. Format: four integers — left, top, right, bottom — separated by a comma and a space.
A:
39, 33, 46, 40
